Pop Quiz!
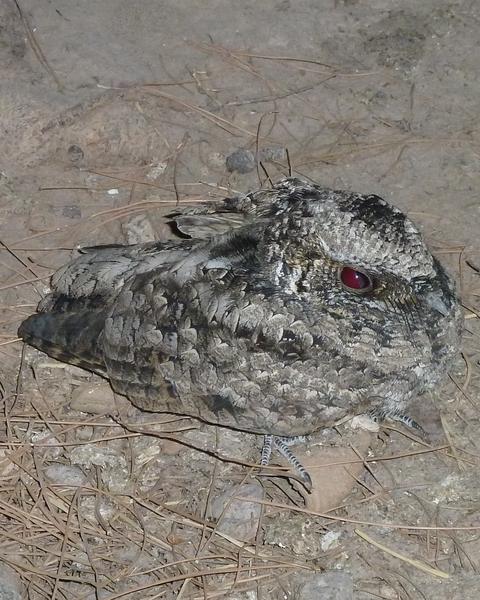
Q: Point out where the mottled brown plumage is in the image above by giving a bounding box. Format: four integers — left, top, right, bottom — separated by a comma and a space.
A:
19, 178, 462, 460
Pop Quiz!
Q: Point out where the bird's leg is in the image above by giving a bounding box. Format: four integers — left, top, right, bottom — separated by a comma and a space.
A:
369, 408, 425, 435
260, 434, 312, 491
260, 434, 273, 466
389, 413, 425, 434
274, 437, 312, 490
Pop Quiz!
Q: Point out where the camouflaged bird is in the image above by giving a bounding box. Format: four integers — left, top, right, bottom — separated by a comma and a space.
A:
19, 178, 462, 486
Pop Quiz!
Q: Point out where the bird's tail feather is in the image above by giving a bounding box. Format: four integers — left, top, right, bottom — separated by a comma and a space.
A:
18, 310, 107, 376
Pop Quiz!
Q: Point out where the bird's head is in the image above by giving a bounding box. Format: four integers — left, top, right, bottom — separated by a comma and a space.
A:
253, 178, 458, 329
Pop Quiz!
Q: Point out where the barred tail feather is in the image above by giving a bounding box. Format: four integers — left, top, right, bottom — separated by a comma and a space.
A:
18, 311, 107, 376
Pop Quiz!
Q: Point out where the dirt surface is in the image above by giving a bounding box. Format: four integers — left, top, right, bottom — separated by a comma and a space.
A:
1, 1, 480, 599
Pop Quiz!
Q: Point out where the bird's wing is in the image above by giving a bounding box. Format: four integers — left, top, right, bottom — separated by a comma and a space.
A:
168, 184, 279, 239
40, 243, 154, 311
99, 237, 245, 416
18, 240, 188, 375
173, 213, 248, 238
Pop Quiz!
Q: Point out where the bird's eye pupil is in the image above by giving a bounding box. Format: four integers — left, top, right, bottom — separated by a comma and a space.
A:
340, 267, 372, 291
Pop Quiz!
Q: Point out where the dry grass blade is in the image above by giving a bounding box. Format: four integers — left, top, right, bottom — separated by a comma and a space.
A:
142, 88, 260, 138
101, 564, 294, 600
13, 0, 63, 91
197, 43, 337, 72
355, 529, 450, 579
440, 413, 465, 472
235, 496, 480, 532
0, 238, 41, 280
0, 274, 52, 292
0, 337, 22, 347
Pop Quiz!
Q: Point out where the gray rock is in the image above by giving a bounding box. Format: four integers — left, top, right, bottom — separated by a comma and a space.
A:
45, 464, 87, 486
209, 481, 263, 541
62, 205, 81, 218
70, 382, 116, 415
0, 564, 24, 600
286, 571, 353, 600
300, 571, 353, 599
67, 144, 84, 163
226, 149, 255, 174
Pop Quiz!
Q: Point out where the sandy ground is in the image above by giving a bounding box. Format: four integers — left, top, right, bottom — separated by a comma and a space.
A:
1, 1, 480, 598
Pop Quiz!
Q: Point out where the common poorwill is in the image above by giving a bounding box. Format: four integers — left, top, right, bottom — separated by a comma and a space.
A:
19, 178, 462, 439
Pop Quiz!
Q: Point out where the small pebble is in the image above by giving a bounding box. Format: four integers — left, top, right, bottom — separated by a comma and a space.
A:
320, 530, 341, 551
0, 450, 17, 476
70, 444, 126, 470
146, 162, 167, 180
70, 446, 130, 492
209, 481, 263, 541
67, 144, 84, 163
226, 149, 255, 174
350, 413, 380, 432
45, 464, 87, 486
70, 381, 116, 414
297, 571, 353, 600
0, 564, 24, 600
76, 425, 94, 441
31, 431, 63, 460
62, 205, 81, 219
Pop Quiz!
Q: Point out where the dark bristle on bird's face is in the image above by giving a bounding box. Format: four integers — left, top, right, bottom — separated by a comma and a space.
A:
18, 177, 462, 486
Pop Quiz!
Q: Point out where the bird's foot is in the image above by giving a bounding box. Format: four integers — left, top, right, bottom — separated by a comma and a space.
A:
260, 434, 312, 491
369, 408, 425, 435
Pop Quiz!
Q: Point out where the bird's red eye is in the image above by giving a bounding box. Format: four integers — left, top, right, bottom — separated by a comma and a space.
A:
339, 267, 373, 293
